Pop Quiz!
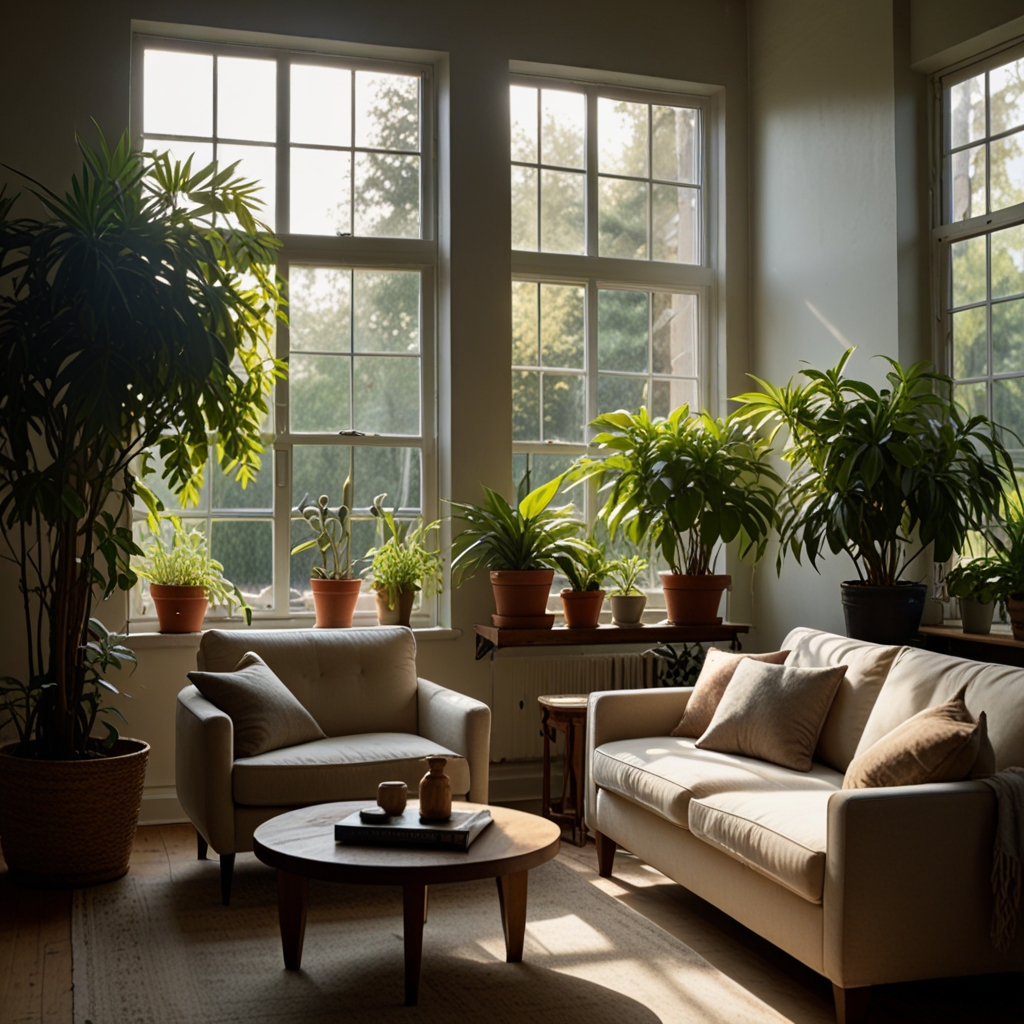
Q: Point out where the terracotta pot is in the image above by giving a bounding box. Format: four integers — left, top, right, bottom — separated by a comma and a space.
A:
310, 577, 362, 628
489, 569, 554, 627
0, 738, 149, 887
610, 593, 647, 626
149, 583, 208, 633
960, 597, 994, 636
660, 572, 730, 625
841, 581, 926, 645
418, 756, 452, 822
560, 589, 605, 629
376, 588, 416, 627
1008, 596, 1024, 641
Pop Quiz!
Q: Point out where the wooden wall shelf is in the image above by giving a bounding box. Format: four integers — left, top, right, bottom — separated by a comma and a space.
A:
917, 624, 1024, 668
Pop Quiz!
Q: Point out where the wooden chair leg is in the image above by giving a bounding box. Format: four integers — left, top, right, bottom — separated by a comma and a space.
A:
220, 853, 236, 906
197, 832, 208, 861
833, 984, 871, 1024
595, 830, 616, 878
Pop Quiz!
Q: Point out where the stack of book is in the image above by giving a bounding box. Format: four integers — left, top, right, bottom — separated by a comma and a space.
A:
334, 805, 493, 852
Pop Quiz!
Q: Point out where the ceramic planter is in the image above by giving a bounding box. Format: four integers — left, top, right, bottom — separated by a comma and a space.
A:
310, 577, 362, 628
561, 589, 605, 629
659, 573, 730, 625
149, 583, 208, 633
841, 581, 926, 645
376, 588, 416, 627
610, 593, 647, 626
960, 597, 994, 635
1008, 596, 1024, 641
489, 569, 555, 628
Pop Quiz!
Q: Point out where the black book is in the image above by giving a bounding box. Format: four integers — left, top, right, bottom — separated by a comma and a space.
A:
334, 805, 493, 851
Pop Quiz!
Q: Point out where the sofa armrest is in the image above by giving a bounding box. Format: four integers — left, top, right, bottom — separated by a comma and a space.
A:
823, 781, 1020, 988
417, 678, 491, 803
175, 685, 236, 854
586, 687, 692, 833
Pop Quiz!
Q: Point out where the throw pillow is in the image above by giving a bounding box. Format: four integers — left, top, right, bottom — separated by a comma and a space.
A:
695, 660, 847, 771
671, 648, 790, 738
842, 684, 989, 789
188, 652, 326, 759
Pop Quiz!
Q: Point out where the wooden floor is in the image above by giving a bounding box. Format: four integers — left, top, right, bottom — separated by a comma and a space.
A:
2, 821, 1022, 1024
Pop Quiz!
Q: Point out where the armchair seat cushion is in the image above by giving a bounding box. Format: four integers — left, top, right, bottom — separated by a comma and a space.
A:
232, 733, 470, 807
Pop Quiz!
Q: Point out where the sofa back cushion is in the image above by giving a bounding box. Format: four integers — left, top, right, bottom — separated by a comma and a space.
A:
782, 628, 900, 772
855, 646, 1024, 770
198, 627, 418, 737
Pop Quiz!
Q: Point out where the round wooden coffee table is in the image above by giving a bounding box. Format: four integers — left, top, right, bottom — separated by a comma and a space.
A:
252, 801, 561, 1006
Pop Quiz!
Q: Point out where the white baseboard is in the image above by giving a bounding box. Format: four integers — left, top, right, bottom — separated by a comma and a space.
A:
138, 785, 187, 826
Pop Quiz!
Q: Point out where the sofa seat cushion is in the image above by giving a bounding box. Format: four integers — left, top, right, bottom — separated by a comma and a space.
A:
592, 736, 844, 829
232, 733, 470, 807
688, 789, 833, 903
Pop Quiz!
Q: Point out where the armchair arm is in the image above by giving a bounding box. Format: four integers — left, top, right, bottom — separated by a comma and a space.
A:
417, 678, 491, 803
175, 685, 236, 854
586, 687, 693, 833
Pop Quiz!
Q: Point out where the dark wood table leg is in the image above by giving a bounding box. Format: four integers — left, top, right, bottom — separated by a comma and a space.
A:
496, 870, 528, 962
276, 869, 308, 970
403, 882, 426, 1006
541, 709, 552, 821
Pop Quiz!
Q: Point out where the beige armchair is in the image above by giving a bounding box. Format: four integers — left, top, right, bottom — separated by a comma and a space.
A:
175, 627, 490, 904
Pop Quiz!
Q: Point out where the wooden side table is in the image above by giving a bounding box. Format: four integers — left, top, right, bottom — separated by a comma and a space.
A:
538, 694, 590, 847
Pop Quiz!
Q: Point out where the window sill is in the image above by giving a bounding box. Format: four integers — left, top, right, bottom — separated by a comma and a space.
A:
124, 625, 462, 651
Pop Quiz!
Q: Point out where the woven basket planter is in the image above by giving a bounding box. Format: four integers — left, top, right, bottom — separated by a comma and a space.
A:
0, 738, 149, 888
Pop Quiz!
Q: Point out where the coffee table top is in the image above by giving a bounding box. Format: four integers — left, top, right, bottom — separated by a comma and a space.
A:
253, 801, 561, 886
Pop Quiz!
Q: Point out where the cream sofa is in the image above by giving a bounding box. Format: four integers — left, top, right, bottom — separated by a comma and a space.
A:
176, 627, 490, 903
586, 628, 1024, 1024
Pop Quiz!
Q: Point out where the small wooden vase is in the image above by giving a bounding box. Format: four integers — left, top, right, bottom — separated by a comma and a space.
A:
418, 756, 452, 822
377, 781, 408, 816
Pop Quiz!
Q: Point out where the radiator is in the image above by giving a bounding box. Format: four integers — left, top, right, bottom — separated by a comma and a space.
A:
489, 652, 657, 762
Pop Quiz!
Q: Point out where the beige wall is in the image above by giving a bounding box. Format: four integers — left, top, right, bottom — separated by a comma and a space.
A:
910, 0, 1024, 71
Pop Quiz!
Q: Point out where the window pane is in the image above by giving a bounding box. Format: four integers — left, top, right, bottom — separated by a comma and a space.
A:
599, 289, 648, 372
993, 376, 1024, 449
144, 51, 212, 137
292, 444, 420, 514
290, 354, 351, 431
512, 281, 539, 366
652, 105, 698, 184
511, 165, 539, 251
652, 183, 698, 264
289, 267, 351, 353
990, 132, 1024, 212
653, 292, 697, 376
212, 459, 273, 510
217, 56, 276, 143
993, 224, 1024, 298
144, 138, 214, 219
291, 65, 351, 146
951, 236, 987, 307
352, 356, 420, 435
993, 299, 1024, 374
540, 169, 585, 254
952, 306, 987, 379
598, 98, 648, 178
142, 450, 210, 512
510, 85, 538, 163
542, 373, 585, 442
599, 177, 647, 259
290, 147, 351, 235
355, 71, 419, 151
513, 370, 540, 441
540, 284, 584, 369
955, 380, 987, 418
512, 452, 577, 504
990, 58, 1024, 136
950, 74, 984, 150
353, 271, 419, 353
218, 143, 276, 230
354, 152, 419, 237
651, 378, 698, 418
598, 374, 647, 416
950, 145, 986, 222
541, 89, 585, 169
212, 520, 273, 609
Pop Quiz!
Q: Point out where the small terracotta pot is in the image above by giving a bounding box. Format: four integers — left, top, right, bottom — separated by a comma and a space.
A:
490, 569, 554, 626
610, 593, 647, 626
561, 589, 605, 629
660, 572, 730, 625
1008, 596, 1024, 641
376, 588, 416, 627
418, 756, 452, 821
310, 577, 362, 628
149, 584, 208, 633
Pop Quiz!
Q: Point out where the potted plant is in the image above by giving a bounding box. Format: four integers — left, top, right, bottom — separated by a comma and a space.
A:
291, 492, 361, 628
363, 493, 443, 627
980, 496, 1024, 640
574, 406, 780, 625
945, 557, 1001, 635
448, 474, 586, 628
0, 130, 282, 885
734, 349, 1013, 644
553, 542, 615, 629
136, 514, 252, 632
606, 554, 649, 626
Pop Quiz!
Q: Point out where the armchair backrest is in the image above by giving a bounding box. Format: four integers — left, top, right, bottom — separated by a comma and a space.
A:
198, 627, 419, 737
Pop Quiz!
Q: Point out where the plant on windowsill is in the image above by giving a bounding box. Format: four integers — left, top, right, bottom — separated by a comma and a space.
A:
362, 493, 443, 628
975, 494, 1024, 641
606, 554, 650, 626
572, 405, 781, 626
945, 556, 1002, 636
551, 541, 616, 629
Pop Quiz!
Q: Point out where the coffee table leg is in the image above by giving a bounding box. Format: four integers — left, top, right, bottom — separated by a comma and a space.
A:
403, 883, 426, 1006
496, 870, 528, 963
276, 869, 308, 971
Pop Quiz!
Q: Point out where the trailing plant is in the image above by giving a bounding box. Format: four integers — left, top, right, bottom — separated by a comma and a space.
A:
553, 541, 615, 592
573, 405, 781, 576
362, 493, 443, 610
734, 349, 1014, 587
0, 128, 283, 759
291, 492, 353, 580
606, 554, 649, 596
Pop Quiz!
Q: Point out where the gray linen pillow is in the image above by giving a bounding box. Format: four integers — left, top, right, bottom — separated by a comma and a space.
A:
695, 660, 847, 771
188, 652, 326, 758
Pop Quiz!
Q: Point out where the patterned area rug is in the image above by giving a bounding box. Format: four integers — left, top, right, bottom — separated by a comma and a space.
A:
72, 851, 789, 1024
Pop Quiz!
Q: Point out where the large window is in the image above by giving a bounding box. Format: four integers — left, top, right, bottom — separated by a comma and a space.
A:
132, 36, 437, 624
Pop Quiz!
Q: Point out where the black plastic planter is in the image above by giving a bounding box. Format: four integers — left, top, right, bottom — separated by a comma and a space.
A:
840, 581, 927, 645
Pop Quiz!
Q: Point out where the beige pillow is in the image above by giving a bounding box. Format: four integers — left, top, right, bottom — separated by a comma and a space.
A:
695, 660, 847, 771
188, 652, 326, 759
671, 648, 790, 738
843, 685, 991, 790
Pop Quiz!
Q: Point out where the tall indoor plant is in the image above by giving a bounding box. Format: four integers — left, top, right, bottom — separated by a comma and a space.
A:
0, 130, 283, 885
734, 349, 1013, 643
